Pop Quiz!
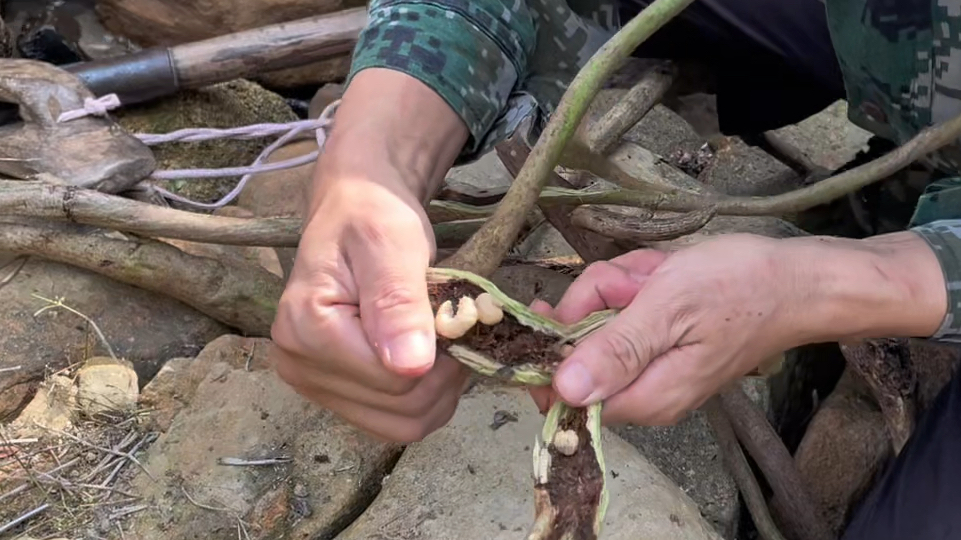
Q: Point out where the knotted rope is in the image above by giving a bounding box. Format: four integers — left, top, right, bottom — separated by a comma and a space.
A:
57, 93, 339, 210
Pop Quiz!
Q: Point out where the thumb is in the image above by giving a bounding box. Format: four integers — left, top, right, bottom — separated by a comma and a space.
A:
553, 300, 671, 406
349, 220, 437, 377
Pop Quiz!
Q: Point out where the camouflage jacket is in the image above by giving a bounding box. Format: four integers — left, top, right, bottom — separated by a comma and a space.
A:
348, 0, 961, 341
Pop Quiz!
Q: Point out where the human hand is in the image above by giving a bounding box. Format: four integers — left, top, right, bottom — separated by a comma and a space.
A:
269, 69, 471, 442
529, 234, 812, 425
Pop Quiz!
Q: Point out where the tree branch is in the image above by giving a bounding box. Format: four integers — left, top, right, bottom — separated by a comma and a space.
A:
585, 60, 676, 156
0, 179, 301, 246
441, 0, 698, 276
718, 387, 834, 540
0, 218, 283, 336
703, 397, 786, 540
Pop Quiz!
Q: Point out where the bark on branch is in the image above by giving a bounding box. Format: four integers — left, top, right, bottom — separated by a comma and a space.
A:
441, 0, 698, 276
703, 397, 786, 540
0, 179, 302, 246
0, 218, 283, 336
719, 387, 835, 540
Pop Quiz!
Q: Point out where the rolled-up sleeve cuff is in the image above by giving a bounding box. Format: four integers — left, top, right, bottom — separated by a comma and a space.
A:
912, 221, 961, 343
346, 0, 534, 160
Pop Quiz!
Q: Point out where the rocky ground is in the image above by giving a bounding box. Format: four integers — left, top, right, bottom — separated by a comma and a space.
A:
1, 1, 927, 538
0, 64, 887, 539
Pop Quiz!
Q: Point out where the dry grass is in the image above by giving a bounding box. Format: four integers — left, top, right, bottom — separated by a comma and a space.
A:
0, 378, 155, 538
0, 295, 156, 538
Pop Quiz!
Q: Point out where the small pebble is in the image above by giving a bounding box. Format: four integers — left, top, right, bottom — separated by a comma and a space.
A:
293, 483, 308, 498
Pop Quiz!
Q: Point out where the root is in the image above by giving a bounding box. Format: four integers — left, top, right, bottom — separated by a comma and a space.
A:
441, 0, 699, 276
585, 61, 676, 156
0, 219, 282, 336
718, 388, 834, 540
703, 397, 786, 540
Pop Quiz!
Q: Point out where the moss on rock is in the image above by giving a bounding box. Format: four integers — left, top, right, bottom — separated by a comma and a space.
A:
115, 79, 298, 206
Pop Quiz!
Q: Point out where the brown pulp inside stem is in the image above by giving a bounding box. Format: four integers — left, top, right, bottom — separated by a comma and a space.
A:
428, 281, 564, 368
541, 407, 603, 540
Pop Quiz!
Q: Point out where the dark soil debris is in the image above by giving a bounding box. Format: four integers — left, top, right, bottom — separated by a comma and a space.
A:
542, 407, 603, 540
429, 280, 564, 368
491, 410, 518, 430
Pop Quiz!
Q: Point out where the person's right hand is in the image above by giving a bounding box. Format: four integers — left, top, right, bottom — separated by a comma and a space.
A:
269, 69, 471, 443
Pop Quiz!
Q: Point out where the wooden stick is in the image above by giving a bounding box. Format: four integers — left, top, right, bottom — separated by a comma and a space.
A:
0, 179, 301, 247
703, 397, 786, 540
495, 138, 624, 263
718, 388, 834, 540
68, 8, 367, 105
0, 219, 283, 336
586, 61, 676, 155
441, 0, 698, 276
171, 8, 367, 89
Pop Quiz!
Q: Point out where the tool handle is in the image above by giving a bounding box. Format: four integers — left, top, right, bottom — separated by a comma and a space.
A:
66, 7, 367, 105
172, 7, 366, 88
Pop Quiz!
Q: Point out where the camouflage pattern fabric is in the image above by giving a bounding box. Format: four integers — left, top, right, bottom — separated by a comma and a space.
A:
348, 0, 616, 161
347, 0, 961, 341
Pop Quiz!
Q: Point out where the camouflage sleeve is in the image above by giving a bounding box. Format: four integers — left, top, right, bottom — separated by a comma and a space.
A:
911, 221, 961, 343
346, 0, 536, 161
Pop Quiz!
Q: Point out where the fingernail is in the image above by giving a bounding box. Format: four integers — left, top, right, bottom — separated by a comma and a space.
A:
554, 362, 596, 404
383, 331, 433, 370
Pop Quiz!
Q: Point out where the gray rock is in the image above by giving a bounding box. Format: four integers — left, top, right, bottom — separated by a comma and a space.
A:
446, 152, 515, 192
335, 385, 722, 540
0, 256, 228, 418
612, 415, 738, 539
121, 335, 402, 540
771, 101, 873, 171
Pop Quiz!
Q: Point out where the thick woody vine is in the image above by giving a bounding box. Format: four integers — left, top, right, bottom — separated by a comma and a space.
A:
5, 0, 961, 538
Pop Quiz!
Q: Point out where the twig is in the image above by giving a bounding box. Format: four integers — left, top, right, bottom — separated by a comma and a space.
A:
217, 456, 292, 466
181, 485, 251, 539
0, 365, 23, 373
0, 457, 81, 503
38, 426, 155, 482
0, 438, 36, 446
441, 0, 698, 276
0, 503, 50, 535
0, 429, 47, 504
718, 388, 834, 540
703, 396, 786, 540
82, 431, 139, 483
98, 434, 154, 489
180, 485, 233, 513
32, 293, 117, 359
109, 504, 148, 520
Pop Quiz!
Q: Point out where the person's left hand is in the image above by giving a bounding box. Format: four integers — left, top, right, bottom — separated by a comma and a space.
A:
528, 234, 813, 425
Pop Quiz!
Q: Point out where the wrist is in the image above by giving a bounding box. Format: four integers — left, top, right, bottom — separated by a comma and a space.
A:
314, 68, 469, 204
778, 232, 947, 343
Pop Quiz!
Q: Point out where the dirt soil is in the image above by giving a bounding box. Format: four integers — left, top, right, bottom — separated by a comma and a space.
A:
544, 407, 604, 540
428, 281, 565, 368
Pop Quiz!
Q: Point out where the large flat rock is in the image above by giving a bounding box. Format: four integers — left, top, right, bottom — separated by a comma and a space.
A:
335, 385, 722, 540
121, 336, 402, 540
0, 256, 228, 418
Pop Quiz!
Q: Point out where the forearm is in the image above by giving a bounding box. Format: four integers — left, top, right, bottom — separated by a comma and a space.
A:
316, 68, 469, 204
782, 231, 947, 344
346, 0, 536, 163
